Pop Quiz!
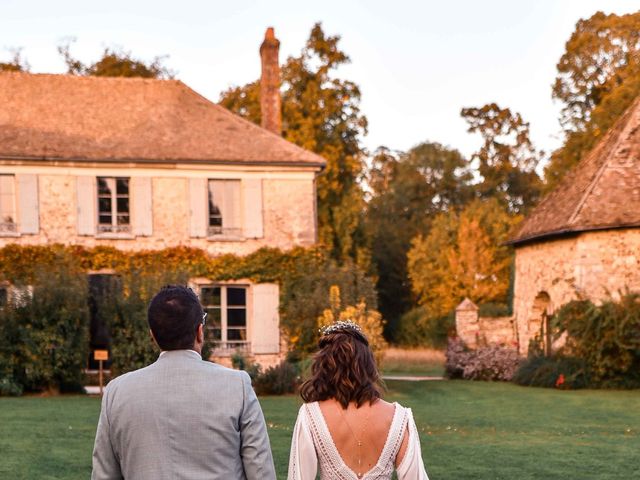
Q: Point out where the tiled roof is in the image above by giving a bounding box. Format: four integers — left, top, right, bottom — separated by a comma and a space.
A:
0, 72, 325, 168
510, 97, 640, 245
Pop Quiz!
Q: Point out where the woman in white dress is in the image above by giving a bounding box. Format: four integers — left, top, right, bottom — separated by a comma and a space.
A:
288, 321, 429, 480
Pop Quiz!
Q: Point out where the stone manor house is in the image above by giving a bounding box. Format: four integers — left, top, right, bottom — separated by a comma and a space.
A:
0, 28, 324, 367
457, 97, 640, 355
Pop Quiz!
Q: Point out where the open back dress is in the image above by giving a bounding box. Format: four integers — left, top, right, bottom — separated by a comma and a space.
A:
288, 401, 429, 480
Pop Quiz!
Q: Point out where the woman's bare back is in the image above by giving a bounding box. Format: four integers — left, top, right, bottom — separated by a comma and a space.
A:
318, 398, 409, 476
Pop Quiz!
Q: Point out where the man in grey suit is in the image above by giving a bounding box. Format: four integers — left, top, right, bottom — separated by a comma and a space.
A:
91, 285, 276, 479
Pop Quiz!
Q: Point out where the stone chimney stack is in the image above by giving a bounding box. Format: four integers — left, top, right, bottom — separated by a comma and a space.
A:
259, 27, 282, 135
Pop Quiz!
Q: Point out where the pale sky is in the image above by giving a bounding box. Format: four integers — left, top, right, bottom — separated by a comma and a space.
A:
2, 0, 639, 162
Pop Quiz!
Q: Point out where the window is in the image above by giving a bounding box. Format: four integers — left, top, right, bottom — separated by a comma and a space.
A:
97, 177, 130, 234
200, 285, 248, 353
0, 175, 16, 233
208, 180, 242, 237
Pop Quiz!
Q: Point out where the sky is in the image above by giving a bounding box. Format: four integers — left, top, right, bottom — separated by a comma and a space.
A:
2, 0, 639, 162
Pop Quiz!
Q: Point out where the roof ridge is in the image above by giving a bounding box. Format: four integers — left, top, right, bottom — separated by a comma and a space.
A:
0, 71, 181, 85
567, 99, 640, 225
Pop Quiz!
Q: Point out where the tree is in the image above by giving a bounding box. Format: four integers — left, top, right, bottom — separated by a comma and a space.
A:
365, 142, 472, 338
58, 40, 174, 79
0, 49, 29, 72
407, 198, 520, 319
545, 11, 640, 190
461, 103, 543, 214
220, 23, 368, 263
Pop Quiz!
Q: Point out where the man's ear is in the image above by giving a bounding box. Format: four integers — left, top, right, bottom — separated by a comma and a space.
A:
196, 324, 204, 344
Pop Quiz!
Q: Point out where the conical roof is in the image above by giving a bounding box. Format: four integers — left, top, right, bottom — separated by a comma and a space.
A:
510, 97, 640, 245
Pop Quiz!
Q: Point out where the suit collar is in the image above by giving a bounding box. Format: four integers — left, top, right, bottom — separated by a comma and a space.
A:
158, 349, 202, 361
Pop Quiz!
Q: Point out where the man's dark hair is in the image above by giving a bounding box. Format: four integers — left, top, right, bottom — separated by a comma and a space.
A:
147, 285, 204, 351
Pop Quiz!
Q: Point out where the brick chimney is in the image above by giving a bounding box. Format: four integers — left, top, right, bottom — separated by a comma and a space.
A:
259, 27, 282, 135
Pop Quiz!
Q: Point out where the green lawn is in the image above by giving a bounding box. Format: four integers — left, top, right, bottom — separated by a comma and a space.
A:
1, 381, 639, 479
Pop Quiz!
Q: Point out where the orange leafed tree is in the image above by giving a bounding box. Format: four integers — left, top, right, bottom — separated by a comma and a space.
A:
407, 198, 520, 319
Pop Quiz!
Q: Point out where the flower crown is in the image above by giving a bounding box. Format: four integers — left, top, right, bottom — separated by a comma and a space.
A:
319, 320, 363, 337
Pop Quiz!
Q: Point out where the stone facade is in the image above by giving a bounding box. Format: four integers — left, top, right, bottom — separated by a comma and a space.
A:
0, 163, 317, 367
0, 163, 317, 255
513, 228, 640, 354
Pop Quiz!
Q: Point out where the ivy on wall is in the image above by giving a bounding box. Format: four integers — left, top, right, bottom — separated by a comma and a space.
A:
0, 244, 377, 393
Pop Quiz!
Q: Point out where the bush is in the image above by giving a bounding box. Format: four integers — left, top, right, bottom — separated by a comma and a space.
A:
253, 361, 300, 396
0, 251, 89, 395
396, 307, 453, 348
513, 356, 590, 389
445, 337, 519, 381
231, 351, 261, 381
231, 352, 299, 395
550, 292, 640, 388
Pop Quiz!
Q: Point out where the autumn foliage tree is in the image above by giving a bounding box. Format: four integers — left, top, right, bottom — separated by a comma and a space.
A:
407, 198, 520, 319
545, 11, 640, 190
0, 49, 29, 72
220, 24, 368, 263
461, 103, 542, 214
57, 40, 174, 79
365, 143, 472, 337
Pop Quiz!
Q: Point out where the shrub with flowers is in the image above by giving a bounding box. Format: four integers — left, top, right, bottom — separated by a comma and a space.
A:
445, 337, 520, 381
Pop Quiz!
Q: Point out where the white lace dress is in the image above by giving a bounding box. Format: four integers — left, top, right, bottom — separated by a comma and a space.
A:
288, 402, 429, 480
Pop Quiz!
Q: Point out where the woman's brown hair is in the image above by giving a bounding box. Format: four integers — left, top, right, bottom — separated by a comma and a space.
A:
299, 327, 382, 409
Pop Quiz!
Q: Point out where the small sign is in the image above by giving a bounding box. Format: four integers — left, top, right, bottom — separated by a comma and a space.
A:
94, 350, 109, 361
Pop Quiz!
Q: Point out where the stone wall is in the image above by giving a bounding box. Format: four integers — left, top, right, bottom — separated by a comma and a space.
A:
0, 165, 318, 256
455, 299, 517, 348
513, 228, 640, 354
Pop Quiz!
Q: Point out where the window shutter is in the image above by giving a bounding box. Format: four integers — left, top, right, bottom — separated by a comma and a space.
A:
250, 283, 280, 354
131, 177, 153, 236
16, 174, 39, 234
242, 178, 263, 238
189, 178, 207, 238
226, 181, 242, 233
77, 176, 96, 236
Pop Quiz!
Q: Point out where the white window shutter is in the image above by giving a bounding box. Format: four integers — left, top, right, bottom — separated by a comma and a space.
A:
189, 178, 207, 238
16, 174, 39, 234
251, 283, 280, 354
131, 177, 153, 236
242, 179, 263, 238
77, 176, 96, 236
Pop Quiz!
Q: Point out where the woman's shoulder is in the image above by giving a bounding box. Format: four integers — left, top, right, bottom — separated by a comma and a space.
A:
374, 398, 411, 416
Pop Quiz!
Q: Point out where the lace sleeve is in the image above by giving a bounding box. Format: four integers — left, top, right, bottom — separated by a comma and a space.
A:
396, 409, 429, 480
288, 405, 318, 480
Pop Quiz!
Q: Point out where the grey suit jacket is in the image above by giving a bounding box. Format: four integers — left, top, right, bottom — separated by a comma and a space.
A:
91, 350, 276, 480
